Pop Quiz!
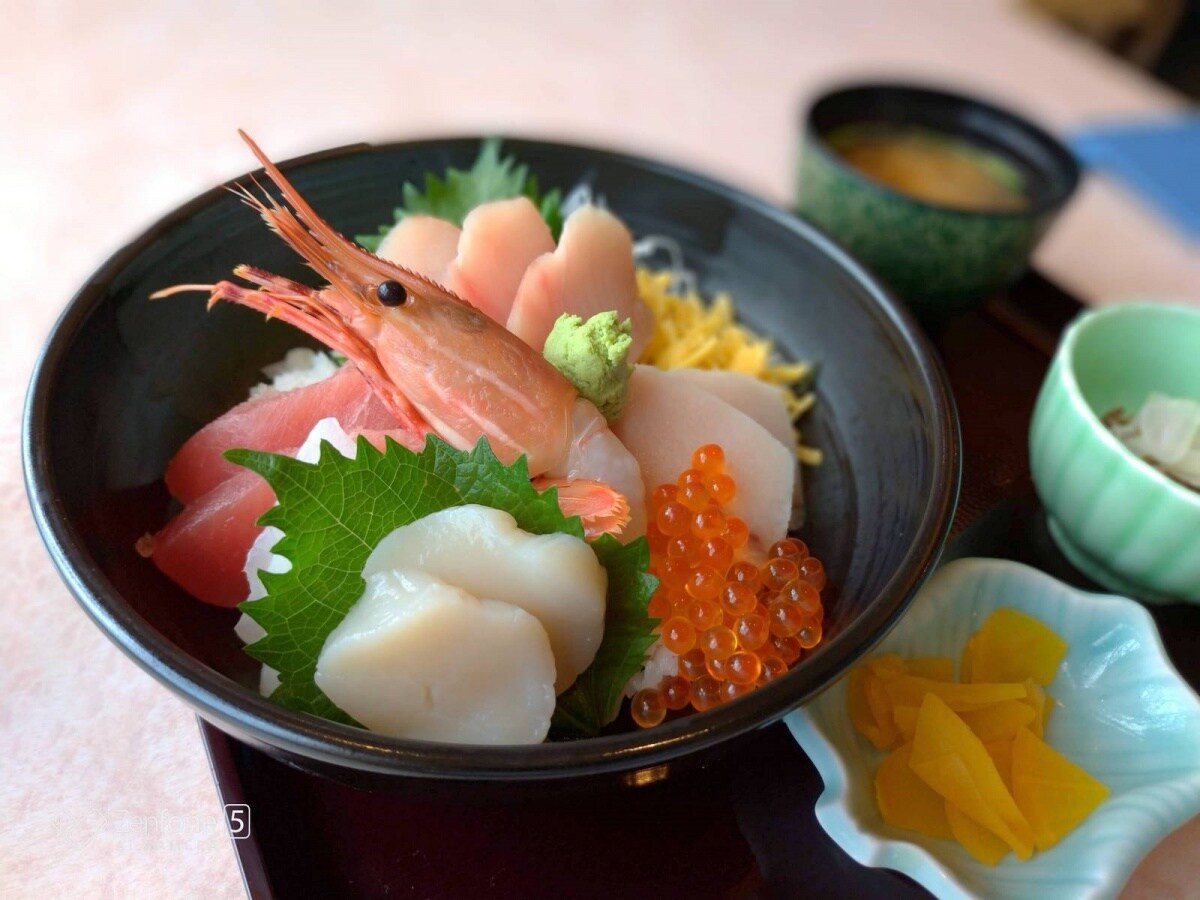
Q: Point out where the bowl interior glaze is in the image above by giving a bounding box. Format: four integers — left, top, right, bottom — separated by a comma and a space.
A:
24, 137, 959, 783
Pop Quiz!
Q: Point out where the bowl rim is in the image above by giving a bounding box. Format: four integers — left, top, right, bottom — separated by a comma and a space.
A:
23, 134, 961, 780
802, 80, 1082, 221
1057, 303, 1200, 512
787, 556, 1200, 899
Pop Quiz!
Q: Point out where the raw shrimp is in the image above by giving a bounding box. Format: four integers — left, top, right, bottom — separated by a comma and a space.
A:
537, 400, 647, 538
154, 132, 641, 536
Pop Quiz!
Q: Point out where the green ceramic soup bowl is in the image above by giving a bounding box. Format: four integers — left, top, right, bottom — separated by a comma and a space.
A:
1030, 304, 1200, 604
796, 84, 1080, 321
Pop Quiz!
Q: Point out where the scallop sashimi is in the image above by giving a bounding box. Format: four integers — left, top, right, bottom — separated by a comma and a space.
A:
375, 214, 462, 283
365, 504, 606, 693
613, 365, 794, 550
444, 197, 555, 325
314, 568, 557, 744
506, 205, 653, 358
164, 363, 407, 503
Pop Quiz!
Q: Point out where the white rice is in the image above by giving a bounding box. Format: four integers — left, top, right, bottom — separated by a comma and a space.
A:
624, 640, 677, 697
248, 348, 340, 399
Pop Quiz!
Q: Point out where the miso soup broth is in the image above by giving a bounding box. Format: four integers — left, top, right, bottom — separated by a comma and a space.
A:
826, 123, 1028, 212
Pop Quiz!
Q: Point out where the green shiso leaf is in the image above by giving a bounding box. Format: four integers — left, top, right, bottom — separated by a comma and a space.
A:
355, 138, 563, 251
228, 435, 656, 735
551, 534, 658, 738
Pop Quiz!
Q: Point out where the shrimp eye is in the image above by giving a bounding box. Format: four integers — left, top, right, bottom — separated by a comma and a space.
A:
376, 280, 407, 307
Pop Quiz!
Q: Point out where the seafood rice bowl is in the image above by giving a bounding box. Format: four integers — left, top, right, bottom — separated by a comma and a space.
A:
24, 135, 957, 781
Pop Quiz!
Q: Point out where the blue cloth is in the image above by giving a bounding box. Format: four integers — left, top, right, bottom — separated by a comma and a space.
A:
1072, 115, 1200, 241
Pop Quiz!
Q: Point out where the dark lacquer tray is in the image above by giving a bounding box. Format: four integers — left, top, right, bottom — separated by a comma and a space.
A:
200, 274, 1200, 900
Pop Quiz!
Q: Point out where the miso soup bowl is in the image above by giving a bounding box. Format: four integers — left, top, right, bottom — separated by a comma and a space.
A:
1030, 303, 1200, 605
23, 136, 959, 792
796, 83, 1080, 321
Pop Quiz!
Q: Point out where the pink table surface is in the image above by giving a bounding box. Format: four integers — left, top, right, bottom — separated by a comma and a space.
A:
3, 2, 1197, 897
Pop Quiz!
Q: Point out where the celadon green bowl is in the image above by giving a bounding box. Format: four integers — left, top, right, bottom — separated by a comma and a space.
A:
796, 84, 1080, 320
1030, 303, 1200, 604
788, 558, 1200, 900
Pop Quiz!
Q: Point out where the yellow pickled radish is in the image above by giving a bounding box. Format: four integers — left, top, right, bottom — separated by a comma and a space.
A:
1021, 680, 1052, 739
849, 609, 1109, 865
960, 634, 978, 683
848, 668, 891, 750
867, 653, 908, 681
909, 694, 1035, 860
960, 700, 1037, 743
892, 705, 920, 743
905, 657, 955, 682
865, 671, 901, 750
884, 675, 1027, 712
985, 740, 1014, 793
867, 653, 952, 682
945, 800, 1010, 865
875, 743, 954, 840
968, 608, 1067, 686
1011, 727, 1110, 852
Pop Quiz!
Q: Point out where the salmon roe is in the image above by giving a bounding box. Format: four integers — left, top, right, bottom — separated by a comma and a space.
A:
636, 444, 829, 728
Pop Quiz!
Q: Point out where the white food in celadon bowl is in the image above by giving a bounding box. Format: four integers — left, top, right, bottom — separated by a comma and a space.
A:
787, 558, 1200, 900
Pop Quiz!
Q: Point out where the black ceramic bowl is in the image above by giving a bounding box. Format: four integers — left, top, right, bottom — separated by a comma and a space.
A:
796, 83, 1080, 319
23, 137, 959, 790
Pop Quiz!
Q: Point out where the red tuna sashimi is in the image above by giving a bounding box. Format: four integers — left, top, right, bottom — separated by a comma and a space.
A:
164, 364, 402, 503
150, 427, 407, 607
148, 470, 275, 607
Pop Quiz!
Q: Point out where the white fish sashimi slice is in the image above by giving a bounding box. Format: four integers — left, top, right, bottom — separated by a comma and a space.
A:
669, 368, 796, 451
506, 205, 653, 358
445, 197, 556, 325
375, 215, 462, 283
365, 505, 606, 694
315, 569, 556, 744
670, 367, 804, 527
613, 366, 794, 552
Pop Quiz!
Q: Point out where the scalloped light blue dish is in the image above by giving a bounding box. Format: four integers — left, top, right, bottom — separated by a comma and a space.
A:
787, 558, 1200, 900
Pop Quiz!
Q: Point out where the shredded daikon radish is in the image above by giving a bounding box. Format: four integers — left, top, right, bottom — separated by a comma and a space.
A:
561, 183, 605, 217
